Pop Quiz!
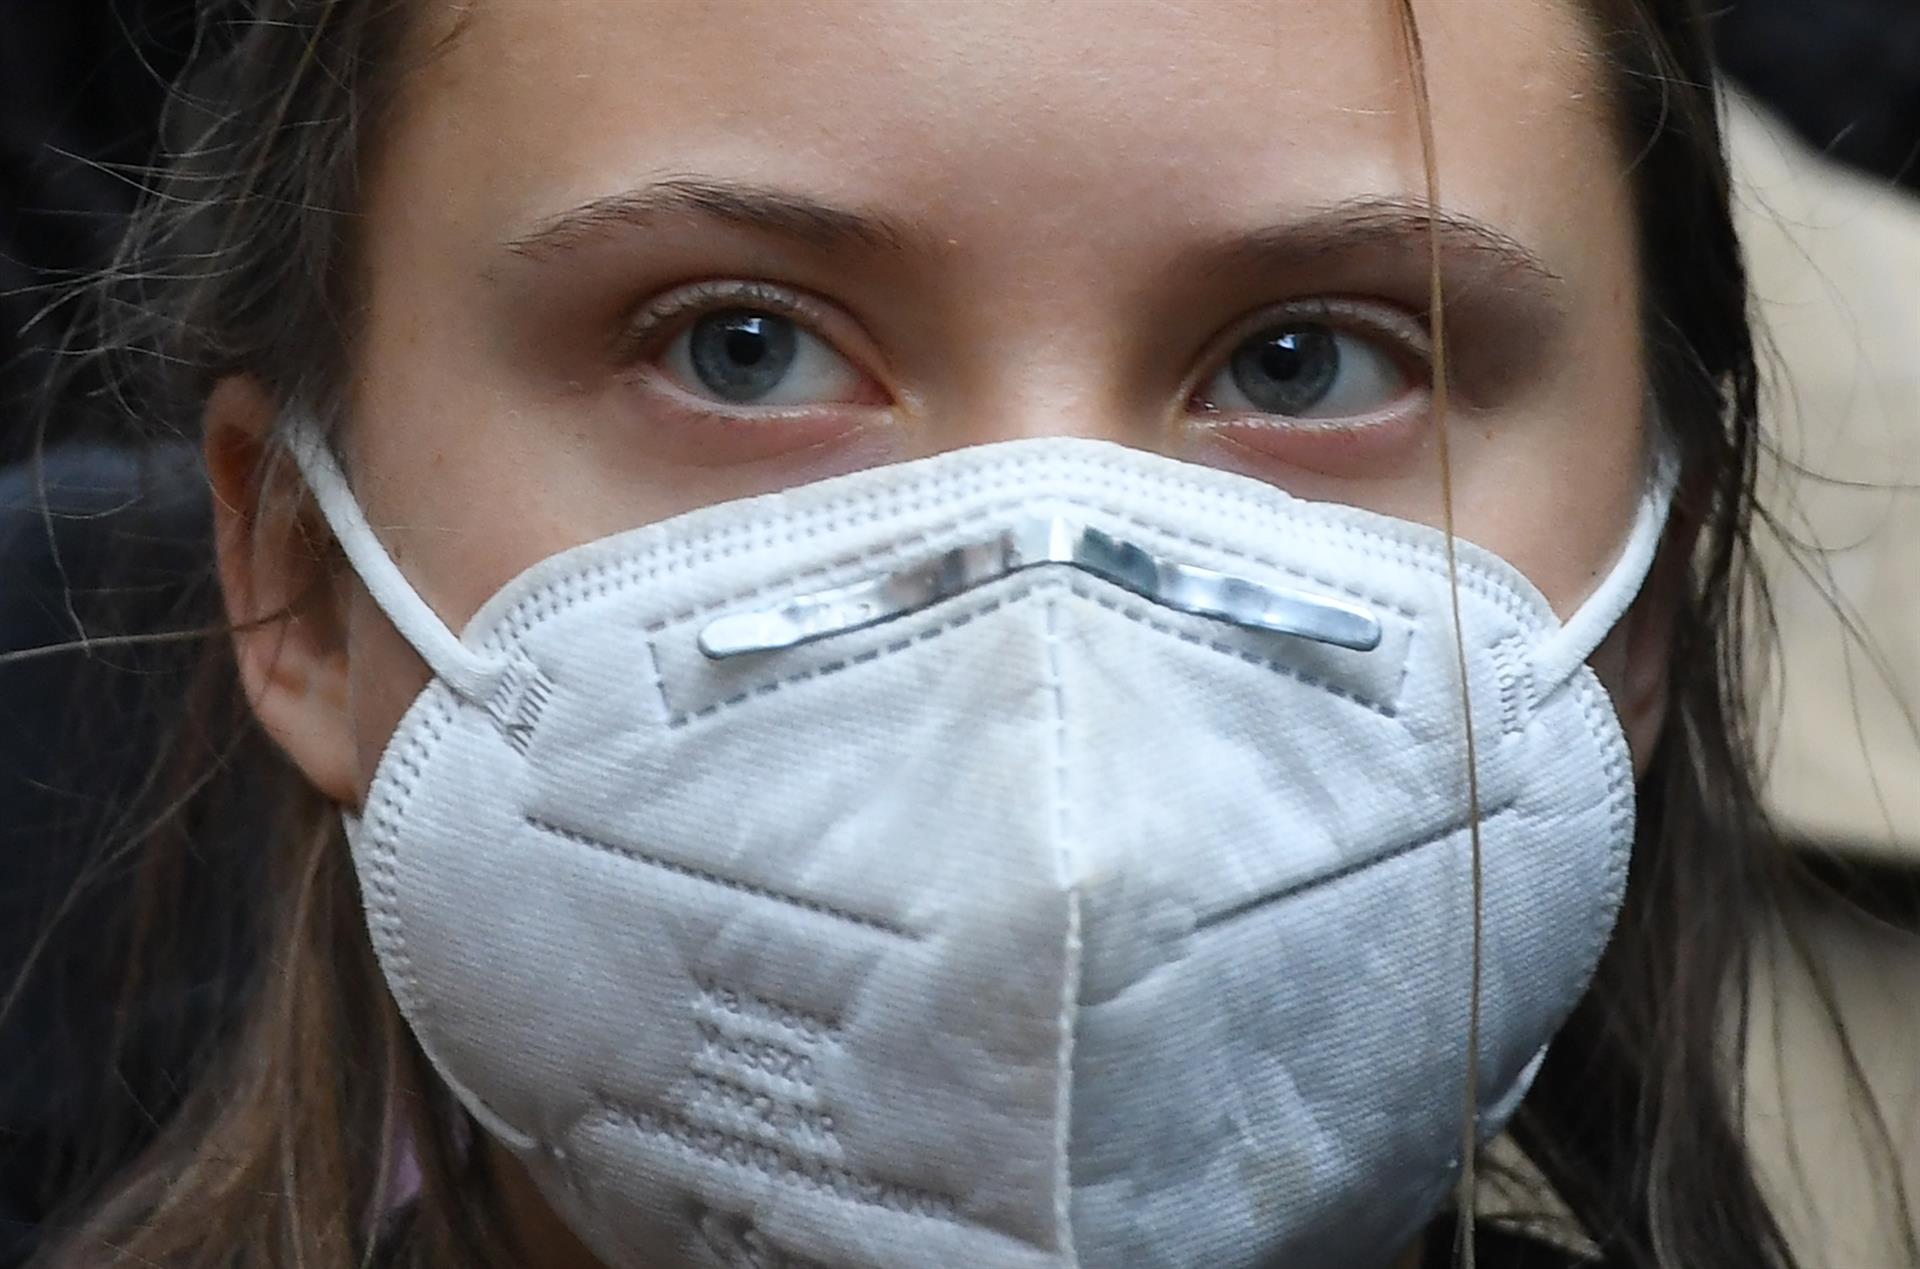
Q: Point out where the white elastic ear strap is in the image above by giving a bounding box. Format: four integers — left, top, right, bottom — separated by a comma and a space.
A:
1531, 442, 1680, 691
286, 422, 506, 702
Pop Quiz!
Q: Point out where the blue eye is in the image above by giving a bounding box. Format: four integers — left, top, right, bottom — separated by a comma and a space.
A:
688, 311, 796, 402
662, 306, 864, 407
1199, 321, 1412, 420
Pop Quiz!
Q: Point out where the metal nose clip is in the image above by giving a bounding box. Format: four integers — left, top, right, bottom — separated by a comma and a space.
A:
697, 516, 1383, 659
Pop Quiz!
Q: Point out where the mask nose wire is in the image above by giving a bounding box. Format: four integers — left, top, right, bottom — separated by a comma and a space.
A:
286, 422, 510, 703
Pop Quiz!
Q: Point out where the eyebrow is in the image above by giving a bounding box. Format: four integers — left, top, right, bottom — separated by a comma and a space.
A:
1195, 196, 1563, 289
504, 177, 914, 258
501, 179, 1560, 289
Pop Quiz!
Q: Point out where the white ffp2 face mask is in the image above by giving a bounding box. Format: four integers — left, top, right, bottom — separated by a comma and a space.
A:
292, 433, 1670, 1269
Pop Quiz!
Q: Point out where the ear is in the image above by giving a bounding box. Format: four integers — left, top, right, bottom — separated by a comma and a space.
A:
206, 376, 360, 804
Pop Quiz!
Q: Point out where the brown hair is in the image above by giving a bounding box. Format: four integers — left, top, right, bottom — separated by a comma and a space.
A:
9, 1, 1903, 1265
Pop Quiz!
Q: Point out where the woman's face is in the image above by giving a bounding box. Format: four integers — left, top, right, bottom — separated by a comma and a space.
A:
298, 0, 1654, 767
216, 2, 1661, 1261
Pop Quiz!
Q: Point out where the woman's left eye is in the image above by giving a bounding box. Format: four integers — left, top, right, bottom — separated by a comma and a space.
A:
1194, 320, 1415, 421
658, 307, 867, 407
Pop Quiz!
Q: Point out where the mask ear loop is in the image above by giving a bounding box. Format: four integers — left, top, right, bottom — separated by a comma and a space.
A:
285, 421, 510, 703
1529, 445, 1680, 693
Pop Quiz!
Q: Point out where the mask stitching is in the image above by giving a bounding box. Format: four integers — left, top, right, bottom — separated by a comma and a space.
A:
1490, 635, 1530, 738
653, 577, 1413, 730
563, 978, 971, 1242
1190, 800, 1522, 933
1568, 670, 1636, 974
692, 1025, 822, 1088
625, 494, 1420, 635
360, 689, 539, 1151
641, 629, 672, 725
682, 986, 840, 1156
570, 1101, 961, 1223
691, 975, 845, 1042
482, 655, 555, 753
1042, 595, 1082, 1263
359, 691, 455, 1019
685, 1075, 839, 1155
474, 462, 1539, 652
524, 815, 919, 941
1063, 583, 1420, 725
685, 1052, 825, 1105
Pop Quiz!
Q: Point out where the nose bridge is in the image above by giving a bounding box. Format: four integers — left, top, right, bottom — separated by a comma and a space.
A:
934, 343, 1148, 454
912, 250, 1165, 455
949, 398, 1132, 449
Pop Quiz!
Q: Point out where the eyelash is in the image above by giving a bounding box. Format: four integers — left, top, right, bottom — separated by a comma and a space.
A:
618, 281, 1434, 417
1189, 296, 1434, 404
617, 279, 835, 363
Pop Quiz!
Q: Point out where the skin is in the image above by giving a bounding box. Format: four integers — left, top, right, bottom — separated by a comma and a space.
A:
207, 2, 1674, 1265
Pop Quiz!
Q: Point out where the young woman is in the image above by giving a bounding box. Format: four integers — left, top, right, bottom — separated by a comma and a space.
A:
11, 1, 1891, 1266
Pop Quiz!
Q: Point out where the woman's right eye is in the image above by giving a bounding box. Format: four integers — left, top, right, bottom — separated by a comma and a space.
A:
657, 306, 871, 408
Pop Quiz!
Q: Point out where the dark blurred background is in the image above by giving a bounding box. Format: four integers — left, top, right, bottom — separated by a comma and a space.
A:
0, 0, 196, 458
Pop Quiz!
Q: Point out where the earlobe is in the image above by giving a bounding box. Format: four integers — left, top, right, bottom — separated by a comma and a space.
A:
205, 377, 361, 804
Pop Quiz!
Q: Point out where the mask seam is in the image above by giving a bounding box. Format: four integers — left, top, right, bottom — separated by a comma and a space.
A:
524, 815, 919, 941
1567, 669, 1636, 975
625, 495, 1423, 635
565, 1100, 962, 1224
357, 688, 539, 1152
482, 654, 555, 752
1453, 671, 1631, 1163
1491, 635, 1530, 737
652, 577, 1412, 729
689, 975, 845, 1042
1043, 593, 1082, 1265
475, 467, 1539, 652
358, 690, 453, 1023
640, 632, 672, 725
1189, 800, 1522, 933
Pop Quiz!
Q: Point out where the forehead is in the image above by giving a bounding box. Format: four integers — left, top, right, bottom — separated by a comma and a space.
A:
391, 0, 1615, 257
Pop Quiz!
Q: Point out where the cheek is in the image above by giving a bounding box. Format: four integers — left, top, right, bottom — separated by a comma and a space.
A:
346, 585, 436, 797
